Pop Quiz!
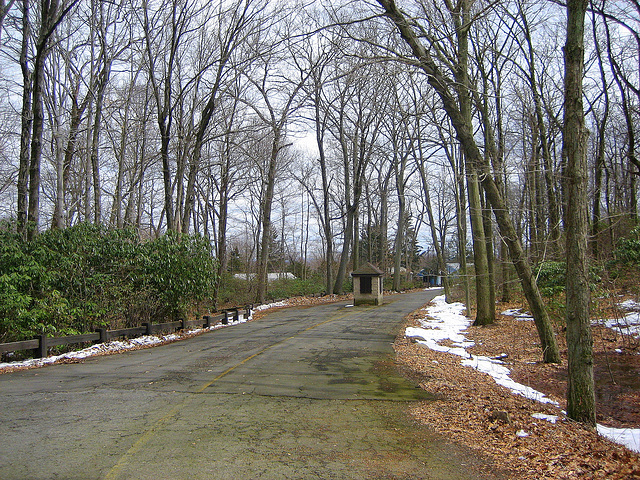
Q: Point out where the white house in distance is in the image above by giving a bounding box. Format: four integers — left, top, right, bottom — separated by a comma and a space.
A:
233, 272, 297, 282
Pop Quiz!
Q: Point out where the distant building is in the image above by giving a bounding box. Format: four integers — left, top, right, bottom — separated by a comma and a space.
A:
351, 262, 384, 306
233, 272, 297, 282
416, 269, 443, 287
446, 263, 460, 274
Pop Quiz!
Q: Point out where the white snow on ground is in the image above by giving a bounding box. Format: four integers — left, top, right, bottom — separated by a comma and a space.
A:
591, 298, 640, 339
407, 295, 640, 454
501, 308, 534, 321
597, 425, 640, 454
253, 300, 292, 312
0, 309, 255, 372
596, 312, 640, 339
532, 413, 558, 424
619, 299, 640, 311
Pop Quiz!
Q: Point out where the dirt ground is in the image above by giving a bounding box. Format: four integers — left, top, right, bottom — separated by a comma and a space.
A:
395, 297, 640, 479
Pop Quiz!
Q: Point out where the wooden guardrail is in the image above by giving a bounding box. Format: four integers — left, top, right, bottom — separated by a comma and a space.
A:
0, 305, 252, 360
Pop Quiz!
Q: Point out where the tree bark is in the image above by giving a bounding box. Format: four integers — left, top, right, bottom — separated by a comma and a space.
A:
564, 0, 595, 427
468, 169, 493, 324
256, 131, 279, 304
17, 0, 32, 238
392, 144, 406, 292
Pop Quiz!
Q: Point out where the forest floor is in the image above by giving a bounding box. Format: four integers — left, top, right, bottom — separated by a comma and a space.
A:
395, 294, 640, 479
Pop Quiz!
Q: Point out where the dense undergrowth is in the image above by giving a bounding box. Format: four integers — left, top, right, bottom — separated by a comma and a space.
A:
0, 223, 217, 344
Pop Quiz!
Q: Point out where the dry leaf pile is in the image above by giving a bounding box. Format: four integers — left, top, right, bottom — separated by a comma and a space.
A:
396, 303, 640, 479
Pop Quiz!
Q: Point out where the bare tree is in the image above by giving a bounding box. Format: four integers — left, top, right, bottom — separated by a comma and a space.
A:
16, 0, 79, 239
0, 0, 15, 43
375, 0, 559, 362
242, 34, 309, 303
330, 56, 387, 294
564, 0, 595, 427
180, 0, 268, 234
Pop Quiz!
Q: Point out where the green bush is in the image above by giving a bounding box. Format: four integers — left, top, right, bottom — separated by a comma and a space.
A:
0, 223, 218, 344
534, 261, 602, 298
534, 261, 566, 297
141, 231, 217, 319
612, 226, 640, 265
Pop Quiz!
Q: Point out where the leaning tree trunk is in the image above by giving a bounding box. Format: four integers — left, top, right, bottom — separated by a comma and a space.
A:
378, 0, 560, 363
564, 0, 595, 427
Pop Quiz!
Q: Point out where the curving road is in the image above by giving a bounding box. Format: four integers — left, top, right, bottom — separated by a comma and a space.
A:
0, 290, 501, 479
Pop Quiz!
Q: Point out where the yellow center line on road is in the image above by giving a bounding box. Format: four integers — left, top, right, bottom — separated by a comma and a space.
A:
104, 309, 352, 480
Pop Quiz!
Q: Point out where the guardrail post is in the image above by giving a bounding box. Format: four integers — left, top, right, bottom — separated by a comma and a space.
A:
36, 334, 47, 358
222, 311, 230, 325
203, 315, 212, 328
232, 308, 239, 322
143, 322, 153, 335
96, 328, 108, 344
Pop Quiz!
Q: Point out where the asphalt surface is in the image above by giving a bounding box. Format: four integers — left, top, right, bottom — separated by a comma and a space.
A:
0, 289, 502, 479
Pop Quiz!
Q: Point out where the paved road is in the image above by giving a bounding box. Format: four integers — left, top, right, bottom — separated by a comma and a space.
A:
0, 290, 501, 479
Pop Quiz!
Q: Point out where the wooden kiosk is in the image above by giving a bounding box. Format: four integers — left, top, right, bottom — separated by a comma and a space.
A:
351, 262, 384, 306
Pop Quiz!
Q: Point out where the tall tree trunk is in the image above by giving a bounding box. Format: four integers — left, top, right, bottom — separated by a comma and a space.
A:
257, 130, 280, 304
456, 154, 471, 315
317, 117, 334, 294
333, 116, 354, 295
27, 34, 48, 240
17, 0, 32, 238
393, 153, 405, 292
454, 0, 493, 324
468, 169, 493, 324
564, 0, 595, 427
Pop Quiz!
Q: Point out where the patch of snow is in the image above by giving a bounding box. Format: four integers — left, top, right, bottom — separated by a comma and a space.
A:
407, 295, 640, 454
407, 295, 556, 405
619, 299, 640, 311
0, 313, 250, 372
596, 312, 640, 338
597, 425, 640, 454
254, 300, 291, 312
532, 413, 558, 424
501, 308, 533, 321
462, 355, 558, 406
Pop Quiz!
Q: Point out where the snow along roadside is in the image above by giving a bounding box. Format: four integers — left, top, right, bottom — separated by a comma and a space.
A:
0, 302, 290, 373
405, 293, 640, 454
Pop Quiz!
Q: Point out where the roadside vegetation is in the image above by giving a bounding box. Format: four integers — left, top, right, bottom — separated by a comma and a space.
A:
0, 222, 217, 344
0, 221, 424, 352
